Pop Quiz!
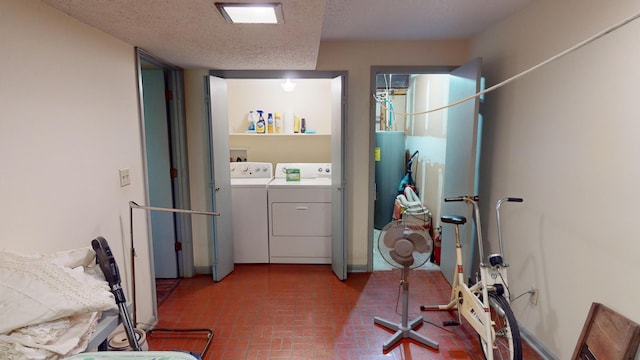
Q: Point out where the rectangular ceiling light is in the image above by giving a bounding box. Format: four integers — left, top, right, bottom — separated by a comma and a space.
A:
215, 3, 284, 24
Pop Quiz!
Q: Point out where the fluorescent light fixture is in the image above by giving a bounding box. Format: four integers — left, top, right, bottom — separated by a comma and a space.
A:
216, 3, 284, 24
281, 79, 296, 92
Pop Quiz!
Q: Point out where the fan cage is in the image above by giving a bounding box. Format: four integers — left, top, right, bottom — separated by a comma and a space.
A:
377, 217, 433, 269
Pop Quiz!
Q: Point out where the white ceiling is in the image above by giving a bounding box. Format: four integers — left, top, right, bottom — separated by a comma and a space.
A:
41, 0, 533, 70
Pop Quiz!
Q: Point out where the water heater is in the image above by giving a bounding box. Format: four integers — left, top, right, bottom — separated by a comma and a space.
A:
374, 131, 405, 229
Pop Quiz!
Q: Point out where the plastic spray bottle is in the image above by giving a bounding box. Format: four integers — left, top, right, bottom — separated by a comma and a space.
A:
256, 110, 266, 134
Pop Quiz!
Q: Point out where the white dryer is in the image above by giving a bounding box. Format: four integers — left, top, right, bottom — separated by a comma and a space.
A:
268, 163, 332, 264
229, 162, 273, 263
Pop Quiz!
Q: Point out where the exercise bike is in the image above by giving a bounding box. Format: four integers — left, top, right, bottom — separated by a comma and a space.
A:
421, 196, 523, 360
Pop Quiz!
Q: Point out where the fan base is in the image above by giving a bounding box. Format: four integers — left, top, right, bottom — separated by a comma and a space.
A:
374, 315, 439, 351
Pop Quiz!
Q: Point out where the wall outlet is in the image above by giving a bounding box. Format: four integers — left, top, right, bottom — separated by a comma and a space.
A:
119, 168, 131, 187
529, 289, 539, 305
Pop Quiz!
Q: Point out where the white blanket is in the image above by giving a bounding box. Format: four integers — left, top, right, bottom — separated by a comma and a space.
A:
0, 247, 116, 359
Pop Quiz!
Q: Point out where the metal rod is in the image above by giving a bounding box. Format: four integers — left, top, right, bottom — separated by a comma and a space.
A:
129, 201, 220, 216
401, 266, 409, 328
118, 301, 142, 351
128, 201, 220, 327
466, 197, 486, 266
496, 198, 506, 257
129, 205, 137, 326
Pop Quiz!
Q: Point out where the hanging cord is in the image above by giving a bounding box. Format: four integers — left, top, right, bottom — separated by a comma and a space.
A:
374, 11, 640, 116
374, 74, 398, 130
511, 288, 537, 303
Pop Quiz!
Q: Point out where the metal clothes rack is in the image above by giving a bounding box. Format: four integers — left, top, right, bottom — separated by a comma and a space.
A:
128, 201, 218, 357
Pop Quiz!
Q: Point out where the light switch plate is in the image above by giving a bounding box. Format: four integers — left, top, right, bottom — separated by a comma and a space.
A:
119, 168, 131, 187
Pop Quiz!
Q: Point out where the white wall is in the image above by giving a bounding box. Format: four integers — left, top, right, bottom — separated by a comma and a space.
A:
0, 0, 154, 324
405, 74, 450, 230
471, 0, 640, 358
227, 78, 332, 168
227, 79, 332, 134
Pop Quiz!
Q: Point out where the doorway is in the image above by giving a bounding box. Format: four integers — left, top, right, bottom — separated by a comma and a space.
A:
136, 49, 194, 281
368, 60, 482, 279
205, 70, 348, 281
370, 68, 452, 271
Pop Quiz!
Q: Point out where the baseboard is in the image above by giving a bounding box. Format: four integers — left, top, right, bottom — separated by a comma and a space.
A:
520, 325, 557, 360
194, 266, 212, 275
348, 264, 368, 273
196, 264, 370, 274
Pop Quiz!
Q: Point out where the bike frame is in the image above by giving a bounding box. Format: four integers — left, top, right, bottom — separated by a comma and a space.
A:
432, 196, 520, 360
434, 216, 496, 356
424, 195, 524, 360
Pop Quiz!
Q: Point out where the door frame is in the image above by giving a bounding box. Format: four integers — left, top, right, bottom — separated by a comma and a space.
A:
367, 66, 457, 272
136, 48, 195, 278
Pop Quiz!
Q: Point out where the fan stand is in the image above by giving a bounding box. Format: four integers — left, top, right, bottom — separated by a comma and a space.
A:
374, 264, 439, 352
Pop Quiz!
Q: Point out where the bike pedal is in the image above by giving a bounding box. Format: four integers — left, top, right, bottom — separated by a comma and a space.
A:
442, 321, 460, 326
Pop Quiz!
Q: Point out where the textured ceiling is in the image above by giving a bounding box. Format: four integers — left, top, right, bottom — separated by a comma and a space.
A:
322, 0, 533, 40
41, 0, 533, 70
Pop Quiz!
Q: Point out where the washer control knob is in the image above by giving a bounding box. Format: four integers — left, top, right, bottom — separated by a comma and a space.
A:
241, 165, 248, 173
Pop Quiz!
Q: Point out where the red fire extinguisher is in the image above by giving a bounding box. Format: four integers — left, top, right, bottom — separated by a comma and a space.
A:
432, 226, 442, 265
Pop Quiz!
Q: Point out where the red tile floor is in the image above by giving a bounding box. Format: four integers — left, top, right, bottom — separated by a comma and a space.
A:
146, 264, 543, 360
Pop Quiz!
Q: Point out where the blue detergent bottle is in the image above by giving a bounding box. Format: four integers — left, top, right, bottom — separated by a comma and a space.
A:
248, 111, 256, 131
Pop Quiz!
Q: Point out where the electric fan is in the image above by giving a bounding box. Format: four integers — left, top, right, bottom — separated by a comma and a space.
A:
374, 217, 439, 351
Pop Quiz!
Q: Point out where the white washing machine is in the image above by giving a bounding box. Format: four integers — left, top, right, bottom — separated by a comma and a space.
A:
268, 163, 332, 264
229, 162, 273, 263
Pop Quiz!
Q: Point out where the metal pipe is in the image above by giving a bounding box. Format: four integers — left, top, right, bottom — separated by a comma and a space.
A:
496, 198, 507, 256
129, 201, 220, 216
128, 201, 220, 326
466, 197, 485, 266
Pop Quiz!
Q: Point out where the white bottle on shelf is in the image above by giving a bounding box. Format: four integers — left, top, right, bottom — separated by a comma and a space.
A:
274, 112, 282, 133
283, 112, 294, 134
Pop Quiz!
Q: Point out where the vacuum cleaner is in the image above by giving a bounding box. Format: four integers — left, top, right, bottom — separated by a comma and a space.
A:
91, 236, 142, 351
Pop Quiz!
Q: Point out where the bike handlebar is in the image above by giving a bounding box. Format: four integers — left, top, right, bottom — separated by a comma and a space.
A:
444, 195, 479, 202
444, 196, 523, 203
443, 195, 523, 266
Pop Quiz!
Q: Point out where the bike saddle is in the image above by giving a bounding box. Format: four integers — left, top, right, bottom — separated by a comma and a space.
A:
441, 215, 466, 225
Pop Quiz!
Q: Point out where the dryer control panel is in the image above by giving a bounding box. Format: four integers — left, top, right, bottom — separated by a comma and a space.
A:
229, 162, 273, 178
274, 163, 331, 179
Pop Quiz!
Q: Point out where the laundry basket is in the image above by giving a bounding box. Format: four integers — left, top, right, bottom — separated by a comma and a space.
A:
402, 206, 431, 231
393, 187, 431, 232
